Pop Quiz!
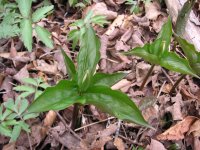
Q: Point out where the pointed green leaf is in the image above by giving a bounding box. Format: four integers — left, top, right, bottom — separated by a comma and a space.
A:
19, 99, 29, 115
3, 120, 18, 126
124, 44, 160, 65
84, 86, 150, 128
0, 124, 12, 137
19, 121, 30, 132
77, 25, 100, 91
2, 109, 12, 120
61, 48, 76, 79
22, 78, 38, 86
175, 35, 200, 76
23, 113, 39, 120
68, 29, 80, 50
4, 99, 15, 112
16, 0, 32, 18
92, 72, 127, 87
10, 125, 21, 142
91, 15, 109, 27
14, 85, 35, 93
27, 80, 84, 113
20, 18, 32, 51
157, 17, 172, 51
35, 25, 53, 48
32, 5, 54, 22
160, 52, 198, 77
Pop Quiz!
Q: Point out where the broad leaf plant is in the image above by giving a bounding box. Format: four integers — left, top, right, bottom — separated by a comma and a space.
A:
27, 15, 150, 128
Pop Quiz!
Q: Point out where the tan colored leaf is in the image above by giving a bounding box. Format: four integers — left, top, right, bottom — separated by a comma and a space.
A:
145, 2, 162, 20
145, 139, 166, 150
157, 116, 197, 140
188, 119, 200, 137
114, 137, 125, 150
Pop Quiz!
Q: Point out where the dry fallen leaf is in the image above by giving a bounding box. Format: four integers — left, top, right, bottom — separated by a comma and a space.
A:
84, 2, 117, 20
157, 116, 197, 141
145, 139, 166, 150
145, 1, 162, 20
188, 119, 200, 137
13, 65, 29, 83
114, 137, 125, 150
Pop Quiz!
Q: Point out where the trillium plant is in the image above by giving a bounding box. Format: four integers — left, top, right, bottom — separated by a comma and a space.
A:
124, 17, 199, 92
27, 19, 150, 129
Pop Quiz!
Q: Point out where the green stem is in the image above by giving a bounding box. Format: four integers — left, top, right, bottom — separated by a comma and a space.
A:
139, 64, 155, 91
169, 74, 186, 94
71, 104, 80, 130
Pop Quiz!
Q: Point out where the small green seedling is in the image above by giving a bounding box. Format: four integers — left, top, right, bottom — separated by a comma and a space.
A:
68, 0, 91, 8
125, 0, 151, 14
0, 77, 49, 142
68, 10, 109, 50
124, 17, 198, 90
0, 98, 38, 142
27, 23, 150, 129
0, 0, 54, 51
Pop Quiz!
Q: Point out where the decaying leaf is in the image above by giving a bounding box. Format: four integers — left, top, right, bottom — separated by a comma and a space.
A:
188, 119, 200, 137
146, 139, 166, 150
157, 116, 197, 140
114, 137, 125, 150
145, 1, 162, 20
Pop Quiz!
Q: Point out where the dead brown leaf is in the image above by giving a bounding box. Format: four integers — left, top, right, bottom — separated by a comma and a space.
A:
145, 1, 162, 20
13, 65, 29, 83
145, 139, 166, 150
188, 119, 200, 137
114, 137, 125, 150
34, 59, 58, 74
157, 116, 197, 141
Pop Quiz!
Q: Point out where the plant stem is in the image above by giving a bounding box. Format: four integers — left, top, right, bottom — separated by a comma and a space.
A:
71, 104, 80, 130
169, 74, 186, 94
139, 64, 155, 91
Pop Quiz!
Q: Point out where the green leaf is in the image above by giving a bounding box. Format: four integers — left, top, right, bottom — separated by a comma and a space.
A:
20, 18, 32, 51
22, 78, 38, 86
2, 109, 12, 120
157, 17, 172, 51
23, 113, 39, 120
27, 80, 85, 113
61, 48, 76, 79
0, 124, 12, 137
3, 120, 18, 126
35, 25, 53, 48
69, 0, 78, 6
84, 85, 150, 127
19, 121, 30, 132
19, 99, 29, 115
10, 125, 21, 142
91, 15, 109, 27
32, 5, 54, 22
16, 0, 32, 18
4, 99, 15, 111
68, 29, 80, 50
92, 72, 127, 87
175, 35, 200, 76
77, 25, 100, 91
124, 44, 160, 65
160, 52, 198, 77
14, 85, 35, 93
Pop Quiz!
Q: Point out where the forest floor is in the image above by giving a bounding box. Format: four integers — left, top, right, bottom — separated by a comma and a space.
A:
1, 0, 200, 150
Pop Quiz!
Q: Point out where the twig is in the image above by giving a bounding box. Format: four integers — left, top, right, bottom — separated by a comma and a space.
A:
169, 74, 186, 94
161, 68, 174, 85
56, 112, 82, 141
139, 64, 155, 90
26, 132, 33, 150
157, 81, 166, 98
74, 117, 115, 132
118, 135, 143, 146
115, 119, 122, 138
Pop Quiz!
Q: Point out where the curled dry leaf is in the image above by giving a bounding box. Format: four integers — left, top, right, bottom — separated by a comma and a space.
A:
84, 2, 117, 20
157, 116, 197, 141
188, 119, 200, 137
41, 111, 57, 137
13, 65, 29, 83
145, 1, 162, 20
34, 59, 58, 74
111, 79, 132, 90
136, 62, 151, 86
145, 139, 166, 150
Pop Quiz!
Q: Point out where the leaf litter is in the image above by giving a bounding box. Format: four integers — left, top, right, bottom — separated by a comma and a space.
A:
0, 0, 200, 149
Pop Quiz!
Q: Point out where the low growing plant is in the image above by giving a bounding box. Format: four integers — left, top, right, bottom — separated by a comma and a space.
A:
0, 0, 54, 51
124, 17, 199, 90
125, 0, 151, 14
0, 77, 48, 142
27, 22, 150, 129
